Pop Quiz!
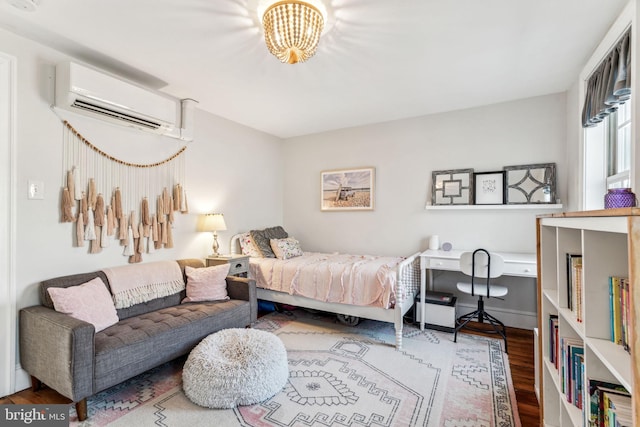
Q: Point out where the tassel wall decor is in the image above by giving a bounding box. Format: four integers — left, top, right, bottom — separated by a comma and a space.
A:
61, 121, 188, 258
94, 194, 105, 227
61, 187, 74, 223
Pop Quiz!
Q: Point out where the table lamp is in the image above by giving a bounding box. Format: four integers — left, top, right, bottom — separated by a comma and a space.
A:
202, 213, 227, 256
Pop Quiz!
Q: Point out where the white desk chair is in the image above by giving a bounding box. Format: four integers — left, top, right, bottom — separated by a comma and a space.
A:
454, 249, 508, 352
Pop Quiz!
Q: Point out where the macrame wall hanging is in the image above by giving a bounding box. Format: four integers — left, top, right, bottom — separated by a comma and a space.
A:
60, 120, 188, 263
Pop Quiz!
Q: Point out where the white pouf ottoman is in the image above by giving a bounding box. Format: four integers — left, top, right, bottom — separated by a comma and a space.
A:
183, 328, 288, 408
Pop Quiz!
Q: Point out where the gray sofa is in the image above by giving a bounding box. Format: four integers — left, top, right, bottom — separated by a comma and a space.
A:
19, 258, 257, 421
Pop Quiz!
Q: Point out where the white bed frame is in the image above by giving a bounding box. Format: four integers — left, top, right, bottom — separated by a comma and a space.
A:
230, 234, 421, 349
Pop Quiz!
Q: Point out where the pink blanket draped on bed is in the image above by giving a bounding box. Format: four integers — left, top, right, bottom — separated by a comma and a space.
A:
249, 252, 404, 308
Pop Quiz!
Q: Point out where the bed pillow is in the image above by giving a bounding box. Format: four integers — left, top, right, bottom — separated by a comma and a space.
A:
250, 226, 288, 258
270, 237, 303, 260
239, 232, 262, 257
47, 277, 119, 332
182, 264, 231, 303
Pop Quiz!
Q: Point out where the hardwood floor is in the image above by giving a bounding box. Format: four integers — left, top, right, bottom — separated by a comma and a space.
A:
1, 320, 540, 426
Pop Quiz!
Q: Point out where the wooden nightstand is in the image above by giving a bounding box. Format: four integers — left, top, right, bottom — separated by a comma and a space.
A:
205, 254, 250, 277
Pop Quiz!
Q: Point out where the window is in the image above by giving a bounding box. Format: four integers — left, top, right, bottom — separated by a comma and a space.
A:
607, 99, 631, 189
583, 98, 632, 210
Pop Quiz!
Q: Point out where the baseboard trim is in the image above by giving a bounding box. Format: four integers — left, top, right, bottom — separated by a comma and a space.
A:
455, 303, 537, 330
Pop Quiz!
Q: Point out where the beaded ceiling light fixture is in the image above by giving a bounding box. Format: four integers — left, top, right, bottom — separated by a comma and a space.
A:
258, 0, 326, 64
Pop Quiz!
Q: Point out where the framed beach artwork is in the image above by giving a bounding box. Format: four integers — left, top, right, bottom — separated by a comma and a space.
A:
321, 167, 375, 211
474, 171, 505, 205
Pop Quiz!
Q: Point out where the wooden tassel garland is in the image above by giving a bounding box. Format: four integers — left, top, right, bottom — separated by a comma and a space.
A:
90, 226, 102, 253
155, 220, 163, 250
151, 214, 158, 241
101, 215, 110, 248
73, 167, 82, 200
168, 198, 175, 224
94, 194, 105, 226
161, 221, 168, 245
157, 196, 165, 223
123, 225, 135, 256
80, 192, 88, 225
61, 188, 74, 222
181, 189, 189, 213
76, 213, 85, 246
141, 197, 150, 225
66, 170, 75, 205
173, 184, 181, 211
88, 178, 97, 209
84, 208, 97, 240
130, 211, 139, 238
106, 206, 115, 236
61, 123, 190, 255
165, 223, 174, 248
119, 216, 128, 242
148, 214, 157, 253
137, 223, 145, 253
163, 187, 171, 213
114, 188, 123, 219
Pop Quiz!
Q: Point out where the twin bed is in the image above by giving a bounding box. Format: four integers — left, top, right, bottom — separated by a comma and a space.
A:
230, 230, 421, 349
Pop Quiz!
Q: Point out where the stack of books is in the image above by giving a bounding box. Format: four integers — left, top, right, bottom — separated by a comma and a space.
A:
587, 379, 631, 426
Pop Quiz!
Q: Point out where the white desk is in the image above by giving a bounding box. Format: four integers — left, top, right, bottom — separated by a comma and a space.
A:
418, 249, 537, 330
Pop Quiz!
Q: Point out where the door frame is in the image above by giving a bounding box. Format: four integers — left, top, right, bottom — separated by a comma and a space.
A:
0, 52, 17, 397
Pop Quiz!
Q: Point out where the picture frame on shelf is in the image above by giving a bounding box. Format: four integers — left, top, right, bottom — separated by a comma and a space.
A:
504, 163, 556, 204
474, 171, 505, 205
431, 168, 474, 205
320, 167, 375, 211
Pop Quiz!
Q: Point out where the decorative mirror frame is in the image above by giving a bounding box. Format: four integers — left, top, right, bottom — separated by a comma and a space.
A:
504, 163, 556, 204
431, 168, 474, 205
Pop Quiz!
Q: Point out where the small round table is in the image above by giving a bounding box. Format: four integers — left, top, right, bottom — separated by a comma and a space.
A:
183, 328, 288, 408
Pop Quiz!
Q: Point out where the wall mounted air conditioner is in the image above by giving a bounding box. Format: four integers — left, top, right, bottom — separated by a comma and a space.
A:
54, 61, 196, 141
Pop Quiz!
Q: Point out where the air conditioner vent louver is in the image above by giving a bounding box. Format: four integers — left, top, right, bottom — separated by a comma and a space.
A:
71, 99, 162, 130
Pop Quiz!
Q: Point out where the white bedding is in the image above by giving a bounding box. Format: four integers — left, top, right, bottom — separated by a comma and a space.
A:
249, 252, 405, 309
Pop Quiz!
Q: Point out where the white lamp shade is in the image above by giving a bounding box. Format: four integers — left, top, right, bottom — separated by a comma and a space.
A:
202, 213, 227, 232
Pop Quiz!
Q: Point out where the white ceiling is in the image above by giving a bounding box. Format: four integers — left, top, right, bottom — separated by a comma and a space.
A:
0, 0, 630, 138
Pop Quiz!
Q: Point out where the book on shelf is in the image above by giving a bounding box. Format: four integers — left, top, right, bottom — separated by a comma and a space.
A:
566, 254, 583, 321
587, 378, 630, 427
548, 314, 559, 368
603, 391, 632, 427
560, 337, 583, 406
608, 276, 631, 353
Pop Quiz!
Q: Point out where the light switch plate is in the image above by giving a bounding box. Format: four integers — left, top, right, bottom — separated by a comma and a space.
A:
28, 180, 44, 199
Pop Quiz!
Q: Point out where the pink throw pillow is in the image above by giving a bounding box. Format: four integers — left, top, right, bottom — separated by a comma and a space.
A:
182, 264, 231, 303
47, 277, 119, 332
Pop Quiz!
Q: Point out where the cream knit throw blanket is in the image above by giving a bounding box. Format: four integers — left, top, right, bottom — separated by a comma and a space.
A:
103, 261, 185, 309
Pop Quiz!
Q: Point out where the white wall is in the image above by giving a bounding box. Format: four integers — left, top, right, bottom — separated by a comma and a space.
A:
281, 94, 567, 330
0, 27, 283, 393
282, 93, 567, 255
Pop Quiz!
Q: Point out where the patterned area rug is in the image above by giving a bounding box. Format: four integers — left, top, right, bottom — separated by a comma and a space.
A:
71, 310, 521, 426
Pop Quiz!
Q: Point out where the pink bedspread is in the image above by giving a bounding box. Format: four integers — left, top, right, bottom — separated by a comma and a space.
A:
249, 252, 404, 309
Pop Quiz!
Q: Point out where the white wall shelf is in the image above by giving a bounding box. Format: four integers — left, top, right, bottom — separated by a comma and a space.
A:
425, 204, 563, 211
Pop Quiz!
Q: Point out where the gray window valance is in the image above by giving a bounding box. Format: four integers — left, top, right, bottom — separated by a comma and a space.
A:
582, 28, 631, 128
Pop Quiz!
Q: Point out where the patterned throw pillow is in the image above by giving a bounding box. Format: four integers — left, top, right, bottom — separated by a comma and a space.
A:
47, 277, 119, 332
239, 232, 262, 257
250, 226, 288, 258
270, 237, 303, 260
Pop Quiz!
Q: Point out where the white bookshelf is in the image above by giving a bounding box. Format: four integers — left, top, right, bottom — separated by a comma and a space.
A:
536, 209, 639, 426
